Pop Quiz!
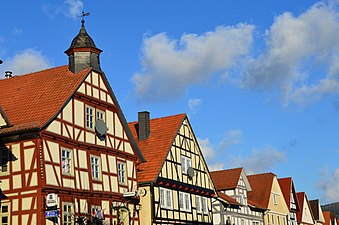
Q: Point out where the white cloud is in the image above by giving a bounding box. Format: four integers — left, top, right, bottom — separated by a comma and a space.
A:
240, 1, 339, 106
319, 168, 339, 202
188, 98, 202, 115
240, 145, 287, 174
198, 138, 215, 161
208, 162, 225, 171
42, 0, 83, 19
64, 0, 84, 18
132, 24, 255, 102
218, 129, 243, 149
1, 49, 52, 78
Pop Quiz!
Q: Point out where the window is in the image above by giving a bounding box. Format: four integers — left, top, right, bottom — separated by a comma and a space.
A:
0, 148, 9, 173
159, 188, 172, 209
202, 197, 208, 214
196, 195, 201, 212
62, 148, 72, 175
63, 202, 73, 225
1, 203, 9, 225
96, 109, 105, 121
91, 156, 100, 180
278, 216, 280, 225
92, 205, 104, 219
179, 192, 191, 212
272, 215, 274, 225
181, 155, 191, 174
118, 162, 126, 185
273, 193, 278, 205
253, 222, 260, 225
86, 106, 94, 129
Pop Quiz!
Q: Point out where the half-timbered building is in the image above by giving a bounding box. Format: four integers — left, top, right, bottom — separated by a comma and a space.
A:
278, 177, 301, 225
0, 20, 144, 225
210, 168, 266, 225
296, 192, 316, 225
247, 173, 290, 225
128, 112, 217, 225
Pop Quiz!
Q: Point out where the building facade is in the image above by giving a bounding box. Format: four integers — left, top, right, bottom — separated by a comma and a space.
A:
211, 168, 266, 225
129, 112, 217, 225
278, 177, 301, 225
248, 173, 290, 225
296, 192, 315, 225
0, 20, 144, 225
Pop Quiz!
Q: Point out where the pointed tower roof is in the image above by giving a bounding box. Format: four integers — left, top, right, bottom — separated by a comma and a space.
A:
65, 14, 102, 74
66, 20, 98, 51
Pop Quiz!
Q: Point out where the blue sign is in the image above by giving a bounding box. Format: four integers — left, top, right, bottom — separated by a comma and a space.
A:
46, 210, 59, 218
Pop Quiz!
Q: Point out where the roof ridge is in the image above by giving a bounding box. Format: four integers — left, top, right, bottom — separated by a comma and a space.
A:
129, 113, 186, 124
210, 167, 243, 173
247, 172, 276, 177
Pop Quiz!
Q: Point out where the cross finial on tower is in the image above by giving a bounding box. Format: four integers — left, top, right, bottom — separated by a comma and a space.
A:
80, 11, 90, 27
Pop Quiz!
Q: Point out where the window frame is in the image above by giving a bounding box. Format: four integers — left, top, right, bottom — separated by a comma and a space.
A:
202, 196, 208, 214
179, 191, 191, 212
273, 193, 278, 205
0, 148, 9, 175
117, 161, 127, 185
159, 188, 173, 209
62, 202, 73, 225
61, 148, 73, 175
1, 202, 10, 225
196, 195, 202, 213
181, 155, 192, 175
96, 109, 105, 122
85, 105, 95, 130
90, 155, 101, 180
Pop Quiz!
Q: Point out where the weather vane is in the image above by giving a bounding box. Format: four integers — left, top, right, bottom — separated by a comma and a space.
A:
79, 11, 90, 27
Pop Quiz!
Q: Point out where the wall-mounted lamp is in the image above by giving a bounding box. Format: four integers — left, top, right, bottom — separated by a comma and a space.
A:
135, 204, 142, 212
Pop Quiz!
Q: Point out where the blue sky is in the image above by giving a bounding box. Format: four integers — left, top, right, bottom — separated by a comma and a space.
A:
1, 0, 339, 204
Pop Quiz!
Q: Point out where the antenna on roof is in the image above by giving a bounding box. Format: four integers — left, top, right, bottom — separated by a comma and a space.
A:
79, 11, 90, 27
0, 59, 3, 64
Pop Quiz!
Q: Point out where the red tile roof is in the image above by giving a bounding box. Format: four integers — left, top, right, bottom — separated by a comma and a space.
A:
323, 211, 332, 225
0, 65, 90, 135
296, 192, 315, 225
247, 198, 266, 210
247, 172, 276, 209
128, 114, 186, 183
278, 177, 300, 212
210, 168, 243, 191
309, 199, 321, 222
217, 191, 240, 206
278, 177, 292, 209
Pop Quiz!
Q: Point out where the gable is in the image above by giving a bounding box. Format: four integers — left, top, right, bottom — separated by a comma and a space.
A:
318, 202, 325, 223
301, 196, 315, 224
0, 66, 90, 137
44, 71, 143, 160
239, 170, 252, 191
159, 117, 215, 191
268, 176, 289, 214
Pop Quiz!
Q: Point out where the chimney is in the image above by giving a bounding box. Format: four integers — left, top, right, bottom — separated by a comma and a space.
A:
138, 111, 150, 140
